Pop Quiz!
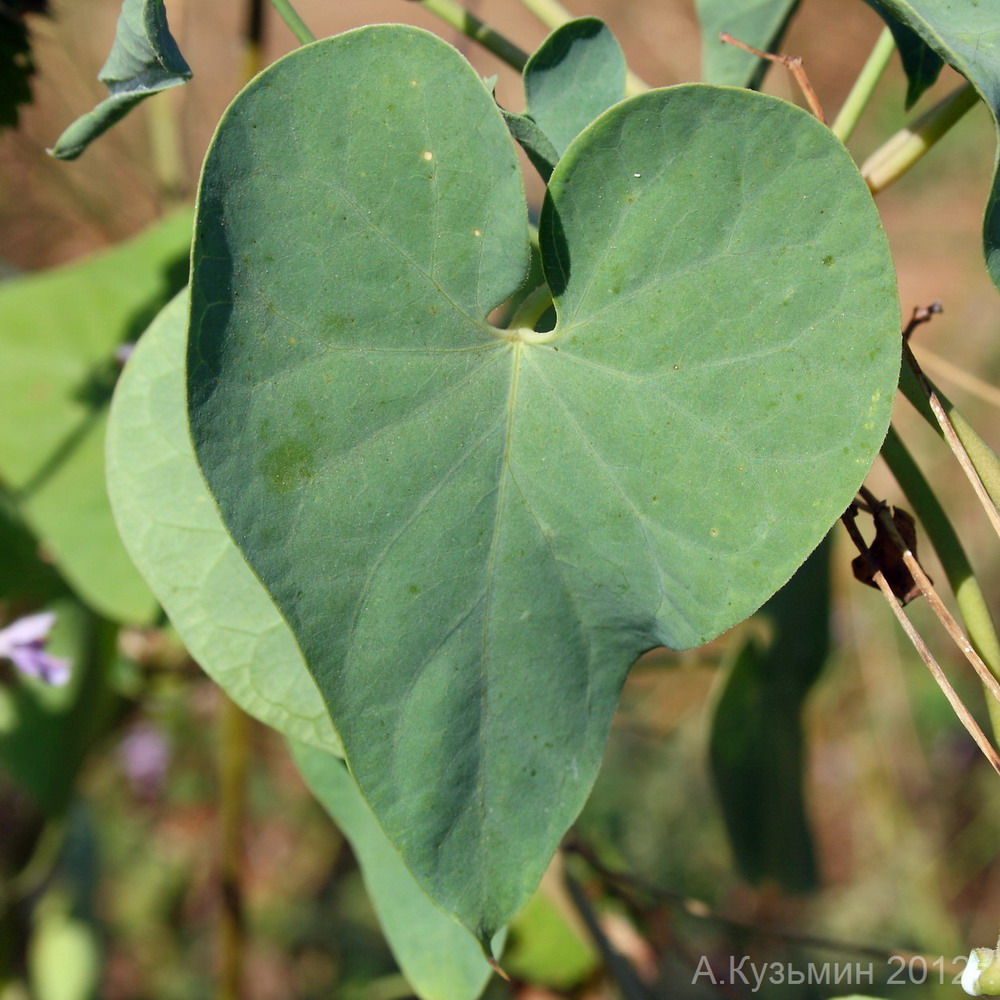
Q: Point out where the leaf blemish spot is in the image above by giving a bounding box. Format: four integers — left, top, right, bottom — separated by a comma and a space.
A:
473, 228, 482, 237
421, 150, 433, 161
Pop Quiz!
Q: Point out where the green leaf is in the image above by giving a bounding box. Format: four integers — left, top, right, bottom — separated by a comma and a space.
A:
49, 0, 191, 161
106, 292, 342, 755
188, 25, 900, 943
866, 0, 1000, 291
0, 489, 67, 604
0, 209, 192, 623
0, 602, 120, 815
863, 0, 943, 109
500, 108, 559, 182
709, 539, 830, 892
695, 0, 801, 89
523, 18, 626, 157
290, 741, 497, 1000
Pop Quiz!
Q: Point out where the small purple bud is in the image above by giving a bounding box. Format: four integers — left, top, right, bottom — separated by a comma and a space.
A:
115, 342, 135, 366
118, 722, 170, 798
0, 612, 71, 685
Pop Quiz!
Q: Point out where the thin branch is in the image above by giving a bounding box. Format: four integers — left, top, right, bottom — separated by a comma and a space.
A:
841, 505, 1000, 778
858, 488, 1000, 707
563, 836, 962, 970
563, 867, 652, 1000
410, 0, 529, 71
719, 32, 826, 123
831, 26, 895, 143
267, 0, 315, 44
902, 339, 1000, 543
915, 346, 1000, 412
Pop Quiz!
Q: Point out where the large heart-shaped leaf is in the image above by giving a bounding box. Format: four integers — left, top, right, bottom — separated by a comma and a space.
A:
106, 291, 341, 754
291, 740, 498, 1000
188, 25, 900, 943
866, 0, 1000, 290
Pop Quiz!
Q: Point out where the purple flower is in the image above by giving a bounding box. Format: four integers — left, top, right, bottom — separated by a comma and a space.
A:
0, 612, 71, 685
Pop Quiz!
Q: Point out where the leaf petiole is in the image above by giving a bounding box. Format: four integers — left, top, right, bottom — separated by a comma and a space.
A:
861, 81, 980, 194
267, 0, 315, 45
408, 0, 530, 71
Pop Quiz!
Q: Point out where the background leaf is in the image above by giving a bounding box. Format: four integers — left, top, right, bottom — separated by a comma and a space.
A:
106, 292, 342, 755
290, 741, 497, 1000
0, 209, 191, 623
862, 0, 943, 109
522, 17, 626, 158
709, 539, 831, 892
865, 0, 1000, 291
188, 27, 899, 944
49, 0, 191, 161
694, 0, 802, 89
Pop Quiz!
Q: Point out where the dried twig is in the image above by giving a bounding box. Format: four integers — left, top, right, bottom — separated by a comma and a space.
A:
719, 32, 826, 123
842, 501, 1000, 777
902, 337, 1000, 543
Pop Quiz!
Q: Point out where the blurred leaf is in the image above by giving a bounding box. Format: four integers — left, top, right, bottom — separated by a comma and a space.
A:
106, 292, 342, 755
709, 539, 831, 892
0, 489, 67, 604
290, 740, 497, 1000
27, 804, 102, 1000
49, 0, 191, 160
0, 208, 192, 623
504, 864, 597, 989
28, 909, 100, 1000
188, 26, 899, 944
694, 0, 802, 89
865, 0, 1000, 291
0, 602, 121, 815
862, 0, 942, 109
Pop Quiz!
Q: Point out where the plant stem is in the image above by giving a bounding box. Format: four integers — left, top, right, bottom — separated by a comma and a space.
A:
218, 696, 249, 1000
267, 0, 315, 45
861, 81, 979, 193
881, 426, 1000, 739
410, 0, 529, 71
516, 0, 572, 30
831, 26, 895, 143
147, 89, 187, 205
506, 283, 553, 330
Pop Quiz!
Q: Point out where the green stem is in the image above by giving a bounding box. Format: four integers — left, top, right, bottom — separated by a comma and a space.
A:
831, 26, 895, 144
861, 82, 979, 193
218, 696, 249, 1000
516, 0, 572, 30
409, 0, 529, 71
267, 0, 315, 45
147, 89, 187, 205
881, 425, 1000, 740
507, 283, 553, 331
